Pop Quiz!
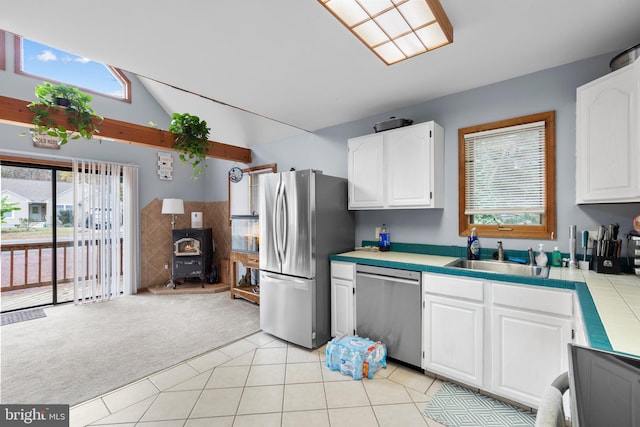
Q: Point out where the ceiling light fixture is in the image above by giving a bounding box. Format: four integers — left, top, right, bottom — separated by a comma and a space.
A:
319, 0, 453, 65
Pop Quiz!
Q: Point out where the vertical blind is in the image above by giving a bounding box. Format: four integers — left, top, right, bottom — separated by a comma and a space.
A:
464, 121, 546, 215
72, 160, 138, 303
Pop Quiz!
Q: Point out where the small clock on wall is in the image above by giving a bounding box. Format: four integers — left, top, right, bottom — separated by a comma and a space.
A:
228, 167, 243, 183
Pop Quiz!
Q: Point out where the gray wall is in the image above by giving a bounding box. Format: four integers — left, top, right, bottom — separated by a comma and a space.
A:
3, 29, 639, 256
247, 51, 640, 255
0, 32, 205, 208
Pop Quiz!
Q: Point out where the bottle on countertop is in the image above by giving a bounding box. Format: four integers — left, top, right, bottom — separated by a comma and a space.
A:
467, 227, 480, 260
552, 246, 562, 267
536, 243, 548, 267
379, 224, 390, 252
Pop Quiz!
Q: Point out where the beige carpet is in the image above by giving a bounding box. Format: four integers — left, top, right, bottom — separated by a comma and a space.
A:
0, 291, 259, 406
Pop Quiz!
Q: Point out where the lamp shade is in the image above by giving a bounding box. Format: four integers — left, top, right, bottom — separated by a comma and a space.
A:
161, 198, 184, 215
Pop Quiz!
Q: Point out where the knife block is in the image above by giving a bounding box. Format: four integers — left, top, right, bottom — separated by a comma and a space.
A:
589, 246, 621, 274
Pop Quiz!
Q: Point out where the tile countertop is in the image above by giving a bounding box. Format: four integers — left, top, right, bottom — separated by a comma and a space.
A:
330, 250, 640, 357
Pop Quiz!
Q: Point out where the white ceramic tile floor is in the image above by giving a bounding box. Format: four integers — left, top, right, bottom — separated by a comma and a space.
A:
71, 331, 446, 427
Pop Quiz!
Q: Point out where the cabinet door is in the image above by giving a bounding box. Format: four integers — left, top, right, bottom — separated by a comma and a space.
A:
348, 134, 385, 209
230, 178, 251, 216
491, 306, 572, 408
331, 278, 354, 337
386, 123, 433, 207
423, 293, 484, 386
576, 61, 640, 203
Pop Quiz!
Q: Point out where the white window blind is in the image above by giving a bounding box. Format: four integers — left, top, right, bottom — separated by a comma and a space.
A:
464, 121, 546, 215
72, 160, 139, 303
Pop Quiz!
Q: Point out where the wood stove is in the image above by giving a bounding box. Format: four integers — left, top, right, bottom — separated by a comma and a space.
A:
172, 228, 212, 288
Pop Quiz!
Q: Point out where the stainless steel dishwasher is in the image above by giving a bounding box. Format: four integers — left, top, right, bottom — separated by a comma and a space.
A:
355, 264, 422, 367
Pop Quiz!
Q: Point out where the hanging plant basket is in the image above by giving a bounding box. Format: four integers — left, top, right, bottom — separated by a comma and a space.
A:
168, 112, 212, 179
27, 82, 102, 145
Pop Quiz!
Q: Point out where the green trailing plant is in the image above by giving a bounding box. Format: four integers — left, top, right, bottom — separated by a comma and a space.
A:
168, 112, 212, 178
27, 82, 102, 145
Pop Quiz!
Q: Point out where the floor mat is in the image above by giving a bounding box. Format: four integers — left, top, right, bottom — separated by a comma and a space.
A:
1, 308, 46, 326
423, 382, 536, 427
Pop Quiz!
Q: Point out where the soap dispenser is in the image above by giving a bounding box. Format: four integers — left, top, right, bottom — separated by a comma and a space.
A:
467, 228, 480, 260
379, 224, 390, 252
551, 247, 562, 267
535, 243, 548, 267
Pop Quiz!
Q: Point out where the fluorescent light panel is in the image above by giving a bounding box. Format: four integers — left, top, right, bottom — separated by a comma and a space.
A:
320, 0, 453, 65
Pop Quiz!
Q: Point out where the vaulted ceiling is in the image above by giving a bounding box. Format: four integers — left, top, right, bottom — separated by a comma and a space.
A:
2, 1, 639, 147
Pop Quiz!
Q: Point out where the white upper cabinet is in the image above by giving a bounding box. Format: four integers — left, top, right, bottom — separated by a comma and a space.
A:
230, 177, 251, 216
348, 121, 444, 210
229, 166, 277, 217
348, 133, 385, 208
576, 60, 640, 203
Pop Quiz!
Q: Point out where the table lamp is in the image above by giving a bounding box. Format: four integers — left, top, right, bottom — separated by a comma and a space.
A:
162, 198, 184, 230
162, 198, 184, 288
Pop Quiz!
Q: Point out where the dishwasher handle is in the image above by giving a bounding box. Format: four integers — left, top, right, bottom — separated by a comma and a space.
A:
356, 272, 421, 286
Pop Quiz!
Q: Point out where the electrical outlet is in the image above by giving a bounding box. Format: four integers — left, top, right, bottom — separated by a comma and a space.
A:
164, 263, 169, 270
588, 230, 598, 248
375, 227, 382, 240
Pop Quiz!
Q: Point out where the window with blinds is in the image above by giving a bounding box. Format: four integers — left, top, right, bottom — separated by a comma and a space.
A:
458, 111, 556, 239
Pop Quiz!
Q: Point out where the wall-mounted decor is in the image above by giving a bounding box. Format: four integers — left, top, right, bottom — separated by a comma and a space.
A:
158, 152, 173, 180
229, 166, 243, 183
191, 212, 203, 228
33, 131, 60, 149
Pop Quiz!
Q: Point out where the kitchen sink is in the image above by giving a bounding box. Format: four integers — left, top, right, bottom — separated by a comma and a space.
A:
445, 258, 549, 278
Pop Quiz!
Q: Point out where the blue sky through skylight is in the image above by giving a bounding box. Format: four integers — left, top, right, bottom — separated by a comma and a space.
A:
22, 39, 125, 98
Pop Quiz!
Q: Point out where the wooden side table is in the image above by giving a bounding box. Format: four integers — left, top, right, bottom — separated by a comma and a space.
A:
229, 251, 260, 304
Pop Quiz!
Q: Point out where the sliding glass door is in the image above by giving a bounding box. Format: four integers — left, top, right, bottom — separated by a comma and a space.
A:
1, 162, 74, 312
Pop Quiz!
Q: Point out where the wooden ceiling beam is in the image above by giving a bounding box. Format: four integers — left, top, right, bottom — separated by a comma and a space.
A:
0, 95, 252, 164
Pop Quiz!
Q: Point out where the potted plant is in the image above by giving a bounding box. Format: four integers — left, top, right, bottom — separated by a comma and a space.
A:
168, 112, 212, 178
28, 82, 102, 145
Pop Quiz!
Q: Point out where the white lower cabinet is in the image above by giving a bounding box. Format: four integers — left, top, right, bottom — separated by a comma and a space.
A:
422, 273, 484, 387
422, 272, 576, 409
330, 261, 355, 337
491, 306, 572, 408
490, 282, 573, 409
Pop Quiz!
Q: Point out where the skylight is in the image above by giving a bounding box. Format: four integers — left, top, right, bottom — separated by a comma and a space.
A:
17, 37, 130, 102
319, 0, 453, 65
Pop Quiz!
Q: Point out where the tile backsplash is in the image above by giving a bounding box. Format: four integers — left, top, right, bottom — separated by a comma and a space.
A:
140, 198, 231, 290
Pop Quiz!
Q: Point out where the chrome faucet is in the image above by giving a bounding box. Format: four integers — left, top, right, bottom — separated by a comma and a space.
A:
528, 247, 535, 265
497, 241, 504, 261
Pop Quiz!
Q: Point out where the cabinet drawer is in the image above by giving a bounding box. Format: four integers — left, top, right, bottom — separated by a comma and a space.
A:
246, 255, 260, 268
492, 282, 573, 317
423, 273, 483, 302
331, 261, 355, 281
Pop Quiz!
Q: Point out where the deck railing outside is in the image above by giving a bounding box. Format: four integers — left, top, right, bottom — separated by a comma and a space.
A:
1, 238, 123, 291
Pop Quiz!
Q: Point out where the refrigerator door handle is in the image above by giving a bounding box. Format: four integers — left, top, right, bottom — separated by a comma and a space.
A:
281, 185, 289, 263
272, 180, 282, 265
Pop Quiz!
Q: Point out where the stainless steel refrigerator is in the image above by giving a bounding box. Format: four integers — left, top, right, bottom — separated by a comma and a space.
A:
259, 169, 354, 349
